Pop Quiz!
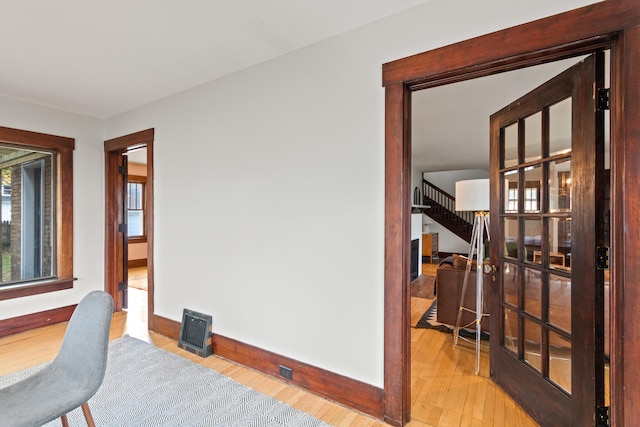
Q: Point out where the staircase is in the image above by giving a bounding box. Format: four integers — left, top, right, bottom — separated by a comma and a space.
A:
421, 179, 474, 243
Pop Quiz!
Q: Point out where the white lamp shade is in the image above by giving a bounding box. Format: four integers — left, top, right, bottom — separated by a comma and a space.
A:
455, 179, 490, 211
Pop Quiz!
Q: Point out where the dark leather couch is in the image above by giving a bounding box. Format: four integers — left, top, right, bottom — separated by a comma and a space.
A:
436, 258, 610, 356
436, 262, 491, 331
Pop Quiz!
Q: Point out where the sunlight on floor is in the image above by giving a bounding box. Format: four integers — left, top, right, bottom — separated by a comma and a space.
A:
123, 268, 150, 342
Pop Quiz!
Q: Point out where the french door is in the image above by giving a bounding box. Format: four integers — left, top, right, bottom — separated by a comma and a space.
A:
489, 52, 606, 426
104, 145, 130, 311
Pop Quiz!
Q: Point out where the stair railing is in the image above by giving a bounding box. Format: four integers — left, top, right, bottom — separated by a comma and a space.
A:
422, 179, 475, 226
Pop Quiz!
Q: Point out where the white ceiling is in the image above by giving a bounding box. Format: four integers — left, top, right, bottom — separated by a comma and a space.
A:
1, 1, 602, 173
411, 56, 587, 172
0, 0, 432, 119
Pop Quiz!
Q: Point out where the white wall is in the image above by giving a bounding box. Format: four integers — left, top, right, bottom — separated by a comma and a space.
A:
105, 34, 388, 384
0, 96, 105, 317
2, 0, 599, 389
411, 167, 424, 206
104, 0, 598, 387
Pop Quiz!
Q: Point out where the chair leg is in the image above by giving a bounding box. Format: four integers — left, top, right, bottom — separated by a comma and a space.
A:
60, 414, 70, 427
81, 402, 97, 427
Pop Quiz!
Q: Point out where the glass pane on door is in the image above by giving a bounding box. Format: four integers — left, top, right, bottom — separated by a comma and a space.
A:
549, 98, 572, 156
499, 97, 573, 391
524, 112, 542, 162
549, 273, 571, 333
523, 165, 541, 213
504, 123, 519, 168
549, 159, 572, 213
549, 332, 572, 393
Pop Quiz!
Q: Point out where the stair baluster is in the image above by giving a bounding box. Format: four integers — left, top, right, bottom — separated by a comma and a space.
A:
421, 179, 475, 243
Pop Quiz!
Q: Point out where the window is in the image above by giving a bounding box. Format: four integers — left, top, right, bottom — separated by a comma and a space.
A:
505, 181, 540, 213
0, 126, 74, 299
524, 186, 539, 212
1, 149, 53, 283
507, 185, 518, 213
127, 177, 146, 239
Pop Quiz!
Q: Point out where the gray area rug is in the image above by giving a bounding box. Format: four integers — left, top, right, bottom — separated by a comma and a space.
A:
0, 336, 331, 426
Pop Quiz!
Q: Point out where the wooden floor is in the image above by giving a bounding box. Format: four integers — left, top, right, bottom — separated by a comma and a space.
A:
409, 264, 538, 427
0, 266, 538, 427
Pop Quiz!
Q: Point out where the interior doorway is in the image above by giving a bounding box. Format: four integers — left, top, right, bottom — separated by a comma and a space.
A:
382, 3, 639, 425
104, 129, 154, 333
122, 146, 150, 336
408, 52, 610, 426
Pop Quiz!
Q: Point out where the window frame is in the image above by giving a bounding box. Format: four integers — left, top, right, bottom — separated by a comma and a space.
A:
524, 181, 541, 212
127, 175, 147, 242
0, 126, 74, 301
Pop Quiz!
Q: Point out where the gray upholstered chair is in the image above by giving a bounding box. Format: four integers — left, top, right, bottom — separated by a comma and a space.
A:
0, 290, 113, 427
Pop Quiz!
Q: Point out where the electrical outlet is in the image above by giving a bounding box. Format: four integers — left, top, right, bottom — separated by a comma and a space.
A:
279, 365, 293, 380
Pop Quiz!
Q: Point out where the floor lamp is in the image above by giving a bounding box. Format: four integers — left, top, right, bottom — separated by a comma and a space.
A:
452, 179, 490, 375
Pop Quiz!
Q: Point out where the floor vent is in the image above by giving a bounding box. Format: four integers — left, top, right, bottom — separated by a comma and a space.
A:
178, 309, 213, 357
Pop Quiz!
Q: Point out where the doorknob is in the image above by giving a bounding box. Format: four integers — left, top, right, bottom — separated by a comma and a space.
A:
483, 263, 497, 274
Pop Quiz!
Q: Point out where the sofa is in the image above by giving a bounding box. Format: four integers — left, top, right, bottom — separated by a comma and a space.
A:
436, 255, 610, 356
436, 255, 491, 332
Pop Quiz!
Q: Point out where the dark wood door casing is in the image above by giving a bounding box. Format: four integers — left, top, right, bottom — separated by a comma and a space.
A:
382, 1, 640, 425
611, 23, 640, 426
104, 129, 154, 329
383, 82, 412, 426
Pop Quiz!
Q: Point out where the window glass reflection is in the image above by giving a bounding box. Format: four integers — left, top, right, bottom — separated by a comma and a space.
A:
504, 170, 519, 213
548, 218, 571, 270
549, 159, 572, 213
524, 219, 541, 264
503, 306, 519, 354
503, 261, 519, 307
549, 274, 571, 333
524, 165, 541, 213
503, 123, 518, 168
524, 318, 542, 372
549, 98, 572, 157
524, 112, 542, 163
524, 270, 542, 319
549, 331, 572, 394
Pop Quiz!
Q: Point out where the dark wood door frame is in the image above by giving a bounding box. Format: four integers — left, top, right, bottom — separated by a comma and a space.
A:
104, 129, 154, 329
382, 2, 640, 426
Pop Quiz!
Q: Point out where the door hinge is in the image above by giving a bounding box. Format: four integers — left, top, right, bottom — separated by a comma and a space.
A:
597, 246, 609, 269
118, 281, 128, 291
596, 406, 609, 427
118, 223, 127, 233
118, 165, 128, 175
597, 88, 610, 111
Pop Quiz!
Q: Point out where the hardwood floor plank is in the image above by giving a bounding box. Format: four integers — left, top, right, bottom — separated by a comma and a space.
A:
472, 374, 488, 421
0, 267, 539, 426
460, 376, 479, 426
482, 382, 497, 426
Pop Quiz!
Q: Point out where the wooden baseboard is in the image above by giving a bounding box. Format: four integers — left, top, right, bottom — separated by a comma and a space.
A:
152, 313, 181, 338
152, 314, 384, 420
128, 259, 148, 269
0, 305, 77, 338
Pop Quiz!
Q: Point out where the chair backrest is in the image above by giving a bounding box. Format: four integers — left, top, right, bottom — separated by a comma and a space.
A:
49, 291, 114, 394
